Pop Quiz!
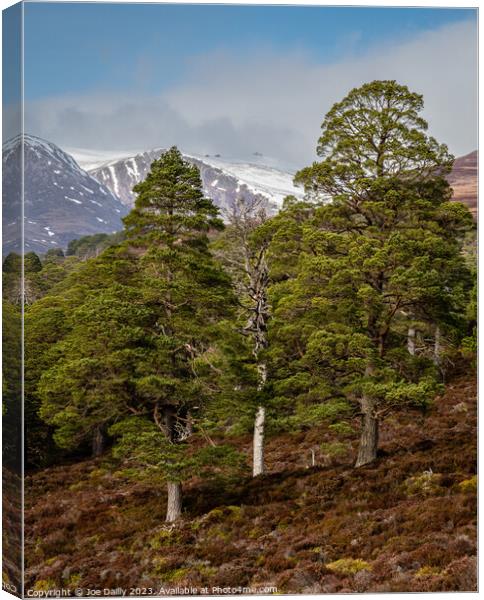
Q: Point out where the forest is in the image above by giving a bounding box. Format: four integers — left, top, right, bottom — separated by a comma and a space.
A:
3, 80, 477, 593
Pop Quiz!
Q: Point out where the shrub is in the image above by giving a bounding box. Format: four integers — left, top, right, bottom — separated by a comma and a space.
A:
458, 476, 477, 494
415, 566, 441, 577
162, 568, 189, 583
326, 558, 371, 575
403, 471, 443, 497
33, 579, 57, 592
149, 527, 180, 549
320, 442, 348, 458
205, 505, 242, 524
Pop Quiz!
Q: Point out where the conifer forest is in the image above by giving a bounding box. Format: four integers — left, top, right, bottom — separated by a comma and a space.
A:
3, 81, 477, 593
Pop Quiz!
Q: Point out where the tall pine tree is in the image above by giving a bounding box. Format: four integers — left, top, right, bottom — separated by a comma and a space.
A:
290, 81, 473, 466
118, 147, 235, 520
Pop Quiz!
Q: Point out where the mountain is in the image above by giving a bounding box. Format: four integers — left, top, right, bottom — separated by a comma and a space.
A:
84, 149, 304, 215
2, 135, 129, 254
447, 151, 477, 218
83, 147, 478, 220
3, 137, 475, 257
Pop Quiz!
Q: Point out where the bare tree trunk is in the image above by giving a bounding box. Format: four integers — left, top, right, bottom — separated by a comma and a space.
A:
253, 405, 265, 476
92, 426, 105, 458
253, 362, 267, 477
166, 481, 182, 522
407, 326, 416, 355
355, 396, 378, 468
225, 199, 271, 479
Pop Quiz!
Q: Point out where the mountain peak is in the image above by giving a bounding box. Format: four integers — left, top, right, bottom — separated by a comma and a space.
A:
84, 148, 304, 214
2, 135, 129, 254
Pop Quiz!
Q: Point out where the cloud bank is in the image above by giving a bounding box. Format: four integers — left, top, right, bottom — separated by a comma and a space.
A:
22, 19, 477, 168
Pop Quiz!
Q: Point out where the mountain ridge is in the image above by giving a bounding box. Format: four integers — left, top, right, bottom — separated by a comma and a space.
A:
2, 136, 477, 256
2, 135, 129, 254
82, 145, 477, 219
86, 149, 303, 215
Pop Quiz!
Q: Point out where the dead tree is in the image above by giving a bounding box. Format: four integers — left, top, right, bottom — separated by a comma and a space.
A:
221, 197, 271, 477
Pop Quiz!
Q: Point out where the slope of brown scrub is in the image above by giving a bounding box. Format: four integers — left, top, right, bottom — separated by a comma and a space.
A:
448, 151, 478, 218
24, 374, 477, 594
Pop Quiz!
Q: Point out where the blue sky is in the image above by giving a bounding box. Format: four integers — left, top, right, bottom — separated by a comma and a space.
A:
17, 3, 478, 166
24, 3, 475, 100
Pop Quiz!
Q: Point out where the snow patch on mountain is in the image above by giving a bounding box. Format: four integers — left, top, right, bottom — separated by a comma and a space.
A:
76, 147, 304, 216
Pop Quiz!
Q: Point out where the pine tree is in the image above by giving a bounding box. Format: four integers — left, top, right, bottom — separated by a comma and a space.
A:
3, 301, 22, 469
290, 81, 473, 467
264, 198, 354, 436
116, 147, 235, 521
27, 246, 141, 462
31, 149, 236, 519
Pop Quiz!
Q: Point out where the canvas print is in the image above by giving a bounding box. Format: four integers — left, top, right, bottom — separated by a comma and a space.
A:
2, 1, 478, 597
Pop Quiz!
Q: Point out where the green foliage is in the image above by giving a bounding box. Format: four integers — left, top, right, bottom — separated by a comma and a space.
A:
110, 417, 245, 484
266, 80, 473, 453
66, 232, 124, 259
403, 471, 443, 497
22, 82, 476, 522
25, 252, 43, 273
124, 146, 223, 241
461, 275, 477, 362
44, 247, 65, 261
458, 476, 477, 494
326, 558, 372, 575
320, 441, 348, 458
2, 252, 21, 273
30, 147, 237, 496
2, 301, 22, 467
37, 280, 150, 450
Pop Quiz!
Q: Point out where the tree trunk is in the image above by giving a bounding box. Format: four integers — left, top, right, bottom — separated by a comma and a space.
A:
161, 406, 184, 521
92, 426, 105, 458
165, 481, 182, 522
355, 397, 378, 468
407, 326, 416, 356
252, 361, 267, 477
253, 405, 265, 476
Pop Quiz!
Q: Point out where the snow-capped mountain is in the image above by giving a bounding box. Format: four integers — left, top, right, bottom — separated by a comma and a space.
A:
2, 135, 129, 254
82, 148, 304, 215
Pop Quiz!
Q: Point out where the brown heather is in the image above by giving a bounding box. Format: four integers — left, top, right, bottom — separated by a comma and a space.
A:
24, 371, 476, 593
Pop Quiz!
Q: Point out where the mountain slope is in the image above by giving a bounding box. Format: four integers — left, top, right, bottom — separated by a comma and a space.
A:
24, 372, 476, 593
86, 150, 303, 214
85, 147, 477, 220
447, 151, 477, 218
2, 135, 129, 254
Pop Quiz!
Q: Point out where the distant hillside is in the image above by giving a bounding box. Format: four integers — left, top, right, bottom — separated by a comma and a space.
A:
2, 135, 128, 254
25, 373, 476, 593
448, 151, 477, 218
86, 150, 302, 216
3, 137, 476, 256
84, 147, 478, 220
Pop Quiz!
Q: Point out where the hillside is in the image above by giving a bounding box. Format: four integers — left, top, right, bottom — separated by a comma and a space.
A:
447, 150, 478, 218
85, 150, 302, 214
2, 135, 128, 255
24, 373, 476, 594
2, 137, 475, 257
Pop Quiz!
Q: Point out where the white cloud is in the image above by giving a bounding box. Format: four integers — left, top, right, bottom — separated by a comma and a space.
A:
24, 19, 477, 168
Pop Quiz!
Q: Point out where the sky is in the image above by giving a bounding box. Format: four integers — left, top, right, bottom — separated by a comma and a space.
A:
15, 2, 479, 168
